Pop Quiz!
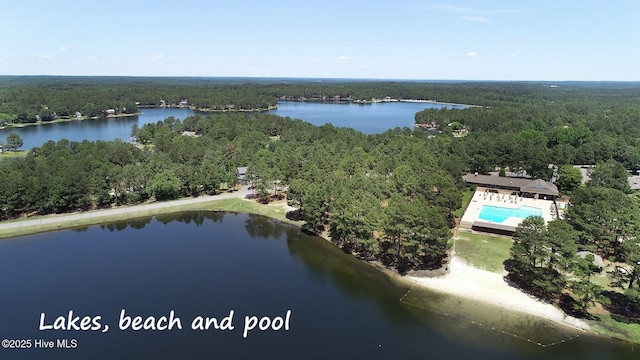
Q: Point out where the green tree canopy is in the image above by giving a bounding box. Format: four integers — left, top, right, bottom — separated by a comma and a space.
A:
587, 159, 631, 193
567, 186, 639, 258
555, 164, 583, 193
6, 133, 23, 151
508, 216, 568, 299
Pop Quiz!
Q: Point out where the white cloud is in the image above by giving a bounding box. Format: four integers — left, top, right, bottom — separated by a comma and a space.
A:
431, 3, 530, 22
337, 56, 350, 60
58, 46, 67, 51
461, 16, 488, 23
432, 4, 529, 15
39, 54, 55, 59
468, 52, 477, 57
141, 53, 166, 61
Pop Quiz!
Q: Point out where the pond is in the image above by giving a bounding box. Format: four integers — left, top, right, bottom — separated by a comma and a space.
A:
0, 212, 633, 359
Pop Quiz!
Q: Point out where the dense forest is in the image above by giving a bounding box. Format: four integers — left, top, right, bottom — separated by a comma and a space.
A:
0, 113, 459, 273
1, 77, 640, 317
5, 75, 637, 128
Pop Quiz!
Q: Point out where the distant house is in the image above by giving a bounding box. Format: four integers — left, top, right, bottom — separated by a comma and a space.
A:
630, 173, 640, 191
573, 165, 593, 184
462, 173, 558, 200
106, 109, 116, 115
574, 164, 640, 191
577, 251, 605, 271
236, 166, 248, 184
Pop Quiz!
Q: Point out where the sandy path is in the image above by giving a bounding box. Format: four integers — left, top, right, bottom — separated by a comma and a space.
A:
0, 186, 252, 231
407, 256, 590, 331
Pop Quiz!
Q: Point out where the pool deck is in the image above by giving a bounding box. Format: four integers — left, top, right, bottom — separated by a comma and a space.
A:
460, 188, 555, 233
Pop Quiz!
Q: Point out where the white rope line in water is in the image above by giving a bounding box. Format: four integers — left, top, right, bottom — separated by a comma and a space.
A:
398, 287, 580, 348
398, 286, 414, 302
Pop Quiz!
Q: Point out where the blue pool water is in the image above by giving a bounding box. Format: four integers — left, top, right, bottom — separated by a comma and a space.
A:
478, 205, 542, 223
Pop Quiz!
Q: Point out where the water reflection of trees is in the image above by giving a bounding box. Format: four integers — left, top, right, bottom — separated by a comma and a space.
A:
98, 211, 226, 232
155, 211, 224, 226
242, 214, 416, 326
243, 213, 291, 240
100, 217, 152, 231
91, 211, 411, 326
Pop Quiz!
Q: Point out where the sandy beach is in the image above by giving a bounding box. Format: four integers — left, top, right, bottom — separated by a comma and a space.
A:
407, 256, 591, 331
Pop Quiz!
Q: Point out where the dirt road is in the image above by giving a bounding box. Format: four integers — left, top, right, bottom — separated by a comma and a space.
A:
0, 186, 252, 231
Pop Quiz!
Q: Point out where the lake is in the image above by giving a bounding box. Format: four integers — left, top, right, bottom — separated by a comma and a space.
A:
0, 212, 634, 359
0, 108, 196, 151
0, 101, 463, 150
269, 100, 466, 134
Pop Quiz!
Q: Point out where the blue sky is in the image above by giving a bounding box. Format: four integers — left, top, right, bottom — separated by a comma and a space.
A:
2, 0, 638, 80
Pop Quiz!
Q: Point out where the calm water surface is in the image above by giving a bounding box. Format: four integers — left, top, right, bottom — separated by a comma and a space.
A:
269, 101, 466, 134
0, 108, 196, 150
1, 101, 462, 149
0, 212, 634, 359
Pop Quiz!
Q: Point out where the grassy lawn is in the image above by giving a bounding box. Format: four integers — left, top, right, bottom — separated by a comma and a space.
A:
0, 197, 302, 240
590, 272, 616, 291
0, 150, 28, 159
453, 232, 513, 273
452, 232, 640, 343
206, 198, 299, 224
588, 314, 640, 344
452, 188, 474, 218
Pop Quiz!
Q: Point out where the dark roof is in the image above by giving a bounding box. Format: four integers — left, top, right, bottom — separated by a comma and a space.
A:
520, 179, 559, 196
463, 174, 558, 196
472, 220, 517, 233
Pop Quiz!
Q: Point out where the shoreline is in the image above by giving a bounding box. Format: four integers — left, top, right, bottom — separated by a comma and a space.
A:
310, 223, 592, 334
0, 193, 607, 339
278, 98, 480, 108
0, 187, 252, 238
194, 105, 277, 113
398, 99, 482, 108
0, 112, 140, 130
405, 256, 591, 332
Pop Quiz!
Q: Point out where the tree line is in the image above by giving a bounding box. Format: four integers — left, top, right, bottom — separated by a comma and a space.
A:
508, 185, 640, 317
7, 76, 639, 130
416, 83, 640, 176
0, 77, 276, 124
0, 113, 462, 273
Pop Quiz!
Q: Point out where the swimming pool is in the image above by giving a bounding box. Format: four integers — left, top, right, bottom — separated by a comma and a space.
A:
478, 205, 542, 223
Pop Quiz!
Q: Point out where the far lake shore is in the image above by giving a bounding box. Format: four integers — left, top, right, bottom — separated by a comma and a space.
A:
0, 112, 140, 130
